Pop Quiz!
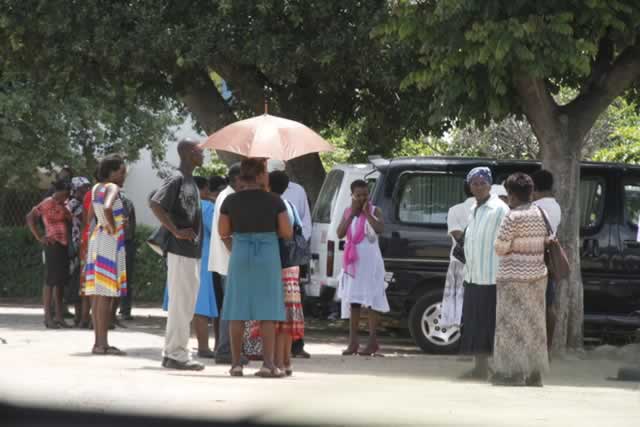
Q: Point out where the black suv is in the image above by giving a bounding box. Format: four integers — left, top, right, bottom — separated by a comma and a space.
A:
365, 157, 640, 353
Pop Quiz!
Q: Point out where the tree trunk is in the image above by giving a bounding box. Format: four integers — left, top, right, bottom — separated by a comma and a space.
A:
176, 72, 244, 166
540, 131, 585, 354
515, 77, 586, 354
285, 153, 326, 209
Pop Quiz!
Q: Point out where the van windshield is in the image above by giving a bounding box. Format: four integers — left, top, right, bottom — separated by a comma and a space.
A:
313, 169, 345, 223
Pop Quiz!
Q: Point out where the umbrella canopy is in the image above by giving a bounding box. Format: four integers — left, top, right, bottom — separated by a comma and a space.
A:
200, 114, 334, 161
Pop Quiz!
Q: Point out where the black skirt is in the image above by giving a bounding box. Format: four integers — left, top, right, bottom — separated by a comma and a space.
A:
44, 242, 70, 288
460, 282, 497, 355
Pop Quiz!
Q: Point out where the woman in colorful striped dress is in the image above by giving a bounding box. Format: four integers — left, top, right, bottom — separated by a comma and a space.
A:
84, 155, 128, 356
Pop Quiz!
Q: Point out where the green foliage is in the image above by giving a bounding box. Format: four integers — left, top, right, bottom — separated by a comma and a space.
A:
592, 99, 640, 163
592, 142, 640, 163
0, 0, 437, 172
195, 153, 229, 178
0, 225, 167, 302
131, 225, 167, 302
0, 74, 180, 191
0, 227, 45, 298
382, 0, 640, 128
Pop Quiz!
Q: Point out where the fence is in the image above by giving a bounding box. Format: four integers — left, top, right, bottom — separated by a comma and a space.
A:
0, 189, 45, 227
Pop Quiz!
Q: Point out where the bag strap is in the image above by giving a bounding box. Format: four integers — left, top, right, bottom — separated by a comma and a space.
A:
285, 200, 301, 227
537, 206, 553, 237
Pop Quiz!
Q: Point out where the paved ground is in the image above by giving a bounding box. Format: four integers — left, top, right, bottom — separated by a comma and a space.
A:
1, 305, 639, 427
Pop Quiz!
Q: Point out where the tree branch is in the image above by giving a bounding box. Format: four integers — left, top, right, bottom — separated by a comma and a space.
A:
513, 76, 562, 148
174, 69, 243, 165
581, 35, 614, 95
567, 43, 640, 139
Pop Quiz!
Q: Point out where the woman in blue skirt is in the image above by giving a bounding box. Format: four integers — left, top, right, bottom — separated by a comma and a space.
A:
163, 176, 218, 358
218, 158, 292, 377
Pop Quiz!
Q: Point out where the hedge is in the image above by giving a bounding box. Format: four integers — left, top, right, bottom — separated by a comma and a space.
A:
0, 225, 167, 302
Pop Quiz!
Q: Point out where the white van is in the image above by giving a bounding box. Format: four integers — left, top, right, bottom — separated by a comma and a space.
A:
306, 164, 378, 298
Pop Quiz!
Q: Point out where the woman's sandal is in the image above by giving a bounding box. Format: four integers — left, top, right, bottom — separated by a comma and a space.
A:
284, 366, 293, 377
254, 366, 284, 378
92, 346, 126, 356
44, 320, 60, 329
229, 365, 244, 377
341, 346, 359, 356
55, 320, 72, 329
359, 344, 383, 357
78, 321, 92, 329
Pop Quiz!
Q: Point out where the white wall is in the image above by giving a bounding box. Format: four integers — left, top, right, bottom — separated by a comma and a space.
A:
123, 119, 207, 226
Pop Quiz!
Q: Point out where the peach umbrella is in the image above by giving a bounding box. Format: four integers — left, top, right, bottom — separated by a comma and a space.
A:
200, 112, 334, 161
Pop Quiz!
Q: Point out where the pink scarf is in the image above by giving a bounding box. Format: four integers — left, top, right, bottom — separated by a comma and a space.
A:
343, 207, 368, 278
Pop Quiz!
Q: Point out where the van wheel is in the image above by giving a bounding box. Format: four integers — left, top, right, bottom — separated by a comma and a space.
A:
408, 291, 461, 354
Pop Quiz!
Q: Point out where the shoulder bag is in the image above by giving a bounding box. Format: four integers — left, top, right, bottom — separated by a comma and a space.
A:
537, 206, 570, 282
280, 200, 311, 268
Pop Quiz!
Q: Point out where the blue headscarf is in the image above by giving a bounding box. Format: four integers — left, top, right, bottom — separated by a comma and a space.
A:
466, 167, 492, 185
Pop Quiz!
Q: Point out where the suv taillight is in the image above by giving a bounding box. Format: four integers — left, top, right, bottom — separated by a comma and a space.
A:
327, 240, 335, 277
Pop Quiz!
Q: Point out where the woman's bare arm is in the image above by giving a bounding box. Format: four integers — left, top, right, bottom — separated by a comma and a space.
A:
277, 211, 293, 240
218, 213, 233, 251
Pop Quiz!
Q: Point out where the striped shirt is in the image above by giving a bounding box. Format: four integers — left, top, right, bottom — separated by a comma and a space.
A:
494, 204, 548, 283
463, 195, 509, 285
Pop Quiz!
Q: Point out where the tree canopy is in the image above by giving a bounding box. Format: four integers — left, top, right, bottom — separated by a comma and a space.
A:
1, 1, 438, 200
0, 71, 177, 189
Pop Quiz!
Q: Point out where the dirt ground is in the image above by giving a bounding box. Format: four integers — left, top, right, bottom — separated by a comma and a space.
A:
0, 305, 639, 427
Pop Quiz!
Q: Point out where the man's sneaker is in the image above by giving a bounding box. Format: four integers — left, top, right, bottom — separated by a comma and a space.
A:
215, 354, 249, 366
161, 357, 205, 371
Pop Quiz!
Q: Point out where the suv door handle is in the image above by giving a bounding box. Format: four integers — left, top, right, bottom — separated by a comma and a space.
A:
624, 240, 640, 249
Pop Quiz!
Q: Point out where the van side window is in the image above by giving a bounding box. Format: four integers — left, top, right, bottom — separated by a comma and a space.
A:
396, 173, 465, 225
580, 177, 606, 230
312, 169, 344, 223
623, 180, 640, 228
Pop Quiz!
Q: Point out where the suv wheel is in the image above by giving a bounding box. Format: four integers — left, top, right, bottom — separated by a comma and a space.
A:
408, 291, 461, 354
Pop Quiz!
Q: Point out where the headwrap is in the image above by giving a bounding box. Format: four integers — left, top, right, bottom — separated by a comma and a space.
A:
71, 177, 91, 194
466, 167, 492, 185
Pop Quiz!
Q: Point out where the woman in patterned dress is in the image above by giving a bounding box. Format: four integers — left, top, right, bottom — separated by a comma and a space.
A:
270, 171, 305, 375
84, 155, 128, 355
65, 177, 92, 326
493, 173, 549, 386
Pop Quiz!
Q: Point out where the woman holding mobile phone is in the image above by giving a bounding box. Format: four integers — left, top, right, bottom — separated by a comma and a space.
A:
337, 179, 389, 357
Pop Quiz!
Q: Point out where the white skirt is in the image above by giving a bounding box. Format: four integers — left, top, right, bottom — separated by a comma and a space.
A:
441, 258, 465, 327
337, 238, 390, 319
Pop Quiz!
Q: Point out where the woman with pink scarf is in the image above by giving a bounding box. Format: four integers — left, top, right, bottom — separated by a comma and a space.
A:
337, 180, 389, 356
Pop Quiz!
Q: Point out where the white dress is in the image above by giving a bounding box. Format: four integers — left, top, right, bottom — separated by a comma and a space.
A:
338, 207, 390, 319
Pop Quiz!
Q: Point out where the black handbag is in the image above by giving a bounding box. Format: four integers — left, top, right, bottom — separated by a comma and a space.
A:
280, 201, 311, 268
452, 228, 466, 264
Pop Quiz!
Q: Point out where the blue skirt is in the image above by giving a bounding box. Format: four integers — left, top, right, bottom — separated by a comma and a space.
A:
221, 232, 285, 321
163, 261, 218, 319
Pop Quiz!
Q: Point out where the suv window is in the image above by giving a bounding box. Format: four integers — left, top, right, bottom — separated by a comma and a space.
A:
580, 177, 605, 230
624, 180, 640, 228
312, 169, 344, 223
396, 173, 465, 225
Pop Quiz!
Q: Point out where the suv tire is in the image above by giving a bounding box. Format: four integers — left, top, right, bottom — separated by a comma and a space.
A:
408, 290, 461, 354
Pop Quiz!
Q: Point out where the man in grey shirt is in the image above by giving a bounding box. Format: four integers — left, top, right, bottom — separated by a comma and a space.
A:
150, 140, 205, 371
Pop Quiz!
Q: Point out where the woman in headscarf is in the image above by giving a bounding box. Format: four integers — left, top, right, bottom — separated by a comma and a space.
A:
66, 177, 92, 326
492, 173, 549, 387
337, 179, 389, 356
459, 167, 509, 380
